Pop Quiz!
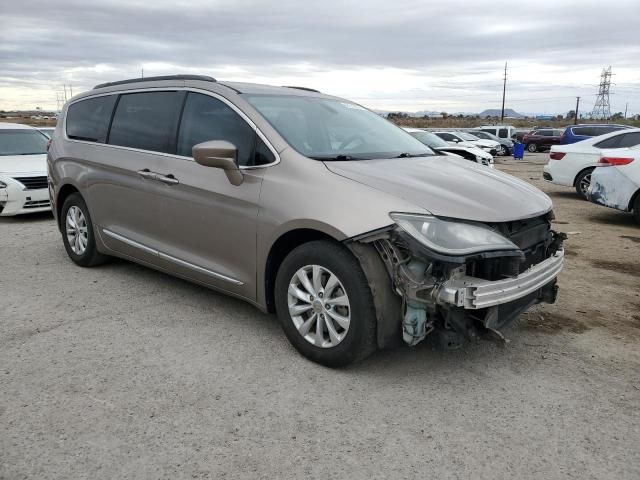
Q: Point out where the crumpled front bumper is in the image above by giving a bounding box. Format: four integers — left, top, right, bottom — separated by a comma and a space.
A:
437, 249, 564, 309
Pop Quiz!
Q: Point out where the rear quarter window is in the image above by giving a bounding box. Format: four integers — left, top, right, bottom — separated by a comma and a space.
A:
66, 95, 117, 143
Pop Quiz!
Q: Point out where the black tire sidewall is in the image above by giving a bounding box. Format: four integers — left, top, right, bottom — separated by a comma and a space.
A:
527, 143, 537, 152
274, 240, 377, 367
60, 193, 101, 267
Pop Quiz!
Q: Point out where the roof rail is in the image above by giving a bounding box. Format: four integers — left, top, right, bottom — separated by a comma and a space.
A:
93, 75, 217, 90
283, 86, 321, 93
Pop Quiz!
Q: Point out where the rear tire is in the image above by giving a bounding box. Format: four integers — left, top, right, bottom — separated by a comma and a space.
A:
574, 168, 594, 201
633, 193, 640, 225
61, 193, 108, 267
527, 143, 538, 153
274, 240, 377, 367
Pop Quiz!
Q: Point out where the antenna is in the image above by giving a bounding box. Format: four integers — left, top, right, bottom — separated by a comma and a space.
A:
591, 66, 612, 121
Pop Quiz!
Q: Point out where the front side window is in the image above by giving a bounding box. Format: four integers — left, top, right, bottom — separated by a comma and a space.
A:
457, 132, 479, 141
177, 93, 260, 166
66, 95, 117, 143
0, 129, 48, 156
436, 132, 455, 142
408, 131, 446, 150
244, 94, 432, 160
108, 91, 183, 153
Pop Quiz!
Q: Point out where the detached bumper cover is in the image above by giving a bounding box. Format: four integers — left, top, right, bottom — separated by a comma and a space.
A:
437, 249, 564, 309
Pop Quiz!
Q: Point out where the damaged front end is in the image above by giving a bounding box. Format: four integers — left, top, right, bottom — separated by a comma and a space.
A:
349, 212, 565, 349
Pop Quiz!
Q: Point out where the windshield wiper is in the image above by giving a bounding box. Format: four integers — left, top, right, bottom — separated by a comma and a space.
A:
312, 154, 369, 161
394, 153, 433, 158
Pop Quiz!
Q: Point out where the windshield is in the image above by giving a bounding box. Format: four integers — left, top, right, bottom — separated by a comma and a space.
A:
244, 94, 433, 160
0, 129, 48, 156
408, 131, 449, 149
457, 132, 480, 141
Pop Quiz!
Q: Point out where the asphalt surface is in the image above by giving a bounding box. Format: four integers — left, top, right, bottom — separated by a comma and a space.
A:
1, 153, 639, 479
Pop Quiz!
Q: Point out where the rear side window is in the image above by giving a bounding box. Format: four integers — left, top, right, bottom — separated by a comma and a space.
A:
594, 135, 622, 149
66, 95, 117, 143
498, 128, 508, 138
177, 92, 264, 166
108, 91, 183, 153
616, 132, 640, 148
571, 127, 590, 136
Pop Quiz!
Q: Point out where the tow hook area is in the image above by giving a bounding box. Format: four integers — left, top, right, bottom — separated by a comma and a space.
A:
401, 259, 433, 345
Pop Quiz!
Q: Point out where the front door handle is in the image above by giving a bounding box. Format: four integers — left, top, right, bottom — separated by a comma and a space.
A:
156, 174, 179, 185
137, 169, 157, 180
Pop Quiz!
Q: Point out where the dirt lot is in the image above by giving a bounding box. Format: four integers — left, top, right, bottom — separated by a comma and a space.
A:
1, 153, 639, 479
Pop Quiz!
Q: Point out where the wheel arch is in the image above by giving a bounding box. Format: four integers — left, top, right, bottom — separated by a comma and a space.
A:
629, 187, 640, 212
55, 183, 80, 231
263, 228, 338, 313
573, 166, 595, 186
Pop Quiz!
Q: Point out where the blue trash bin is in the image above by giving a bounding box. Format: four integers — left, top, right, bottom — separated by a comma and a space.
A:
513, 141, 524, 160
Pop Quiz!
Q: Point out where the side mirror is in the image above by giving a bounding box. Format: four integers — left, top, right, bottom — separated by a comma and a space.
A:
192, 140, 243, 186
452, 138, 460, 143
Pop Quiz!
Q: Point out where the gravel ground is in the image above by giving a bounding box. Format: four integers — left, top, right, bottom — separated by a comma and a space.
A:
1, 152, 639, 479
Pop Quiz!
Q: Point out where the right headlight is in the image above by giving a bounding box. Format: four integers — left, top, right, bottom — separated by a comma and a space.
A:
390, 213, 519, 256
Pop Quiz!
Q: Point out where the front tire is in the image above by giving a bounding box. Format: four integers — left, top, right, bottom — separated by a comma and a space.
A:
527, 143, 538, 152
633, 194, 640, 225
274, 240, 377, 367
574, 168, 594, 201
498, 145, 507, 156
61, 193, 108, 267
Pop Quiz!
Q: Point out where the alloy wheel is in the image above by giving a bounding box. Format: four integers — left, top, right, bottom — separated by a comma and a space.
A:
287, 265, 351, 348
66, 206, 88, 255
579, 173, 592, 197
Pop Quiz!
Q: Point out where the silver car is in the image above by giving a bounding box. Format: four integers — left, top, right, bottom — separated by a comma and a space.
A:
48, 75, 564, 366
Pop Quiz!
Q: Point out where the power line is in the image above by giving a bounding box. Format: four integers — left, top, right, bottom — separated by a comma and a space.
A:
500, 62, 507, 122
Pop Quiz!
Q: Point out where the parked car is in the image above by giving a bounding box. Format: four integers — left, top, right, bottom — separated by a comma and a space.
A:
522, 128, 564, 152
544, 128, 640, 200
479, 125, 518, 140
588, 146, 640, 224
433, 131, 499, 155
49, 75, 564, 366
403, 128, 494, 167
560, 124, 632, 145
469, 130, 513, 156
512, 128, 533, 142
0, 123, 51, 216
38, 127, 56, 138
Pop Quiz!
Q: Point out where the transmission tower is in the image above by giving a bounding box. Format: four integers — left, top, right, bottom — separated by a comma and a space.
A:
591, 66, 612, 120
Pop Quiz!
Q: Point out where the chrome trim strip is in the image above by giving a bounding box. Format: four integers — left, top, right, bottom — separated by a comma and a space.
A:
102, 229, 159, 256
157, 252, 243, 285
63, 87, 281, 168
437, 249, 564, 309
102, 228, 243, 285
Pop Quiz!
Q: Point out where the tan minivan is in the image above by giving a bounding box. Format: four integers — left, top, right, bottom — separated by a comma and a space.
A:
48, 75, 564, 366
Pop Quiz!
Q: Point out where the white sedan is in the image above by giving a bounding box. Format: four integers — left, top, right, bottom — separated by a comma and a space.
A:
0, 123, 51, 216
543, 128, 640, 200
588, 146, 640, 224
433, 131, 500, 155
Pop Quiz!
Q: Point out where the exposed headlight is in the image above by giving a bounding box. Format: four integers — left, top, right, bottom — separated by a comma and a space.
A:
390, 213, 519, 255
0, 181, 7, 189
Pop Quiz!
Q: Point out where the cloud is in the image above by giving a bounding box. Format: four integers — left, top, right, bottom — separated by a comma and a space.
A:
1, 0, 639, 113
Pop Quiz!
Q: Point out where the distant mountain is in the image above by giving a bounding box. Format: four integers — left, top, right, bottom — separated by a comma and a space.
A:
478, 108, 525, 118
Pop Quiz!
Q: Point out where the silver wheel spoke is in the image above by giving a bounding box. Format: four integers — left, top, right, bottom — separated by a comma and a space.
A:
324, 315, 342, 344
315, 314, 325, 344
312, 265, 322, 294
289, 303, 313, 316
326, 294, 348, 307
324, 273, 339, 297
326, 309, 349, 329
288, 285, 311, 303
297, 270, 316, 296
298, 314, 316, 336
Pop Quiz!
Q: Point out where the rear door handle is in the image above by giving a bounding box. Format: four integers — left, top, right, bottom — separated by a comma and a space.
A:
156, 174, 179, 185
137, 169, 157, 180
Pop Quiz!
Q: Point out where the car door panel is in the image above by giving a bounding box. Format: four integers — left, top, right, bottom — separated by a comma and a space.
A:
153, 158, 263, 297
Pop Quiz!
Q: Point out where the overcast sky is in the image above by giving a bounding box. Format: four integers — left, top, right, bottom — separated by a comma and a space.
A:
2, 0, 640, 115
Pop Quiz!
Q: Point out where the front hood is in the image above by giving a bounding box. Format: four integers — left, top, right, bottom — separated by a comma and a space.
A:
0, 154, 47, 176
325, 156, 552, 222
474, 139, 499, 148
